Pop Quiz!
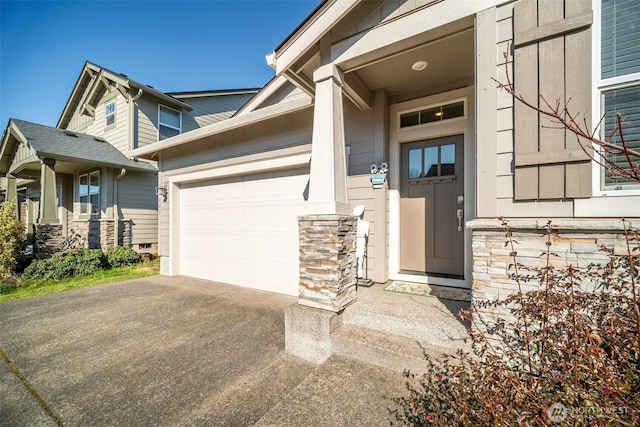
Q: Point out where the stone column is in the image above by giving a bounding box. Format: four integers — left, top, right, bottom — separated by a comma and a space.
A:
298, 214, 357, 312
308, 64, 350, 215
38, 158, 59, 224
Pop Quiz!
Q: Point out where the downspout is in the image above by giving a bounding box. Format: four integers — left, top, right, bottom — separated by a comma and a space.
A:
128, 88, 143, 151
114, 168, 127, 248
115, 88, 142, 249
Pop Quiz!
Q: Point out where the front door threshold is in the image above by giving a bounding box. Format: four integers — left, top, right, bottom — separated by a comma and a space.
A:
392, 271, 470, 289
399, 270, 464, 280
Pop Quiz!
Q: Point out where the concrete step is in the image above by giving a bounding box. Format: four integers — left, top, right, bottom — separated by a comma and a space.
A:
342, 284, 471, 351
331, 324, 456, 373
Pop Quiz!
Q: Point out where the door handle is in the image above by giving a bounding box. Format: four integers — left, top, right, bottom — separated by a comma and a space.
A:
457, 209, 464, 231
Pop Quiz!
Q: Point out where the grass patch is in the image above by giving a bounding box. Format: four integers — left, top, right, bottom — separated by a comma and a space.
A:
0, 259, 159, 303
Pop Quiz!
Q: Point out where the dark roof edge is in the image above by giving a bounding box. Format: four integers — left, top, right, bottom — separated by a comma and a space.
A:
168, 88, 261, 98
273, 0, 329, 53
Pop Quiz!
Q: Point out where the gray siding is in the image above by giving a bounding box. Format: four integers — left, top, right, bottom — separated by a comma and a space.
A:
136, 96, 159, 149
161, 109, 313, 173
66, 82, 95, 131
474, 1, 574, 218
344, 102, 378, 280
118, 171, 158, 245
180, 94, 255, 131
157, 109, 314, 257
71, 91, 129, 153
345, 102, 375, 175
262, 84, 310, 110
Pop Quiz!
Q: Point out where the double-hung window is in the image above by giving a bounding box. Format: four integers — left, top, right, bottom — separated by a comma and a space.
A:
79, 171, 100, 215
598, 0, 640, 190
105, 100, 116, 128
158, 105, 181, 141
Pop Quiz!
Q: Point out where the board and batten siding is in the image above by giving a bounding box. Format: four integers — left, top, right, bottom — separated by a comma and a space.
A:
476, 1, 576, 218
512, 0, 592, 200
117, 171, 158, 245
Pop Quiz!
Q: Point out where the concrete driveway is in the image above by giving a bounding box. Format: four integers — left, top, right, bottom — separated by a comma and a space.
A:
0, 276, 406, 426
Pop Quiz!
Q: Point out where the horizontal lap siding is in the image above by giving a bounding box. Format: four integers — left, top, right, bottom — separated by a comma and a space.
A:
157, 110, 314, 258
161, 110, 313, 173
262, 85, 310, 108
67, 82, 94, 131
181, 94, 255, 131
345, 104, 378, 280
102, 95, 129, 153
348, 175, 377, 279
118, 172, 158, 245
136, 97, 160, 149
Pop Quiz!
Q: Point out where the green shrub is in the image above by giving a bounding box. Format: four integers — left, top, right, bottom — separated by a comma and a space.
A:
0, 200, 25, 279
105, 246, 140, 267
391, 219, 640, 426
22, 248, 107, 281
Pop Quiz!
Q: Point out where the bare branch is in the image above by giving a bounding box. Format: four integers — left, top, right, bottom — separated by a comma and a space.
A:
493, 47, 640, 184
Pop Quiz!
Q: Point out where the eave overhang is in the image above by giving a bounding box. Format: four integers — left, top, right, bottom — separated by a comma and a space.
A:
0, 121, 28, 176
130, 97, 313, 160
57, 61, 193, 128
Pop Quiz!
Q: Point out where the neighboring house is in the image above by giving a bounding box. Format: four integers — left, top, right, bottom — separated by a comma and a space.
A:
129, 0, 638, 306
0, 62, 258, 256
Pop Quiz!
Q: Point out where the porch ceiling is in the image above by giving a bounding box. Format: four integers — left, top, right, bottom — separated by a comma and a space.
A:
285, 10, 475, 106
349, 28, 475, 97
10, 159, 100, 180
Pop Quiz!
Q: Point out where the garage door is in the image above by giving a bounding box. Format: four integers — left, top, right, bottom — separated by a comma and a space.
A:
178, 168, 309, 296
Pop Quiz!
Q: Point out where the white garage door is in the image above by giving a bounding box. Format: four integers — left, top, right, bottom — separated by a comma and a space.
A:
178, 168, 309, 296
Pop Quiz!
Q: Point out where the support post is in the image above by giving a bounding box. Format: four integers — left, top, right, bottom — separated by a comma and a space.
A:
38, 158, 59, 224
308, 64, 350, 215
5, 175, 18, 217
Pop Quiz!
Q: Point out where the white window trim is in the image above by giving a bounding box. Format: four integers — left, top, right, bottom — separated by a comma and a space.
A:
590, 0, 640, 197
105, 100, 116, 129
158, 105, 182, 141
78, 170, 100, 217
396, 96, 467, 131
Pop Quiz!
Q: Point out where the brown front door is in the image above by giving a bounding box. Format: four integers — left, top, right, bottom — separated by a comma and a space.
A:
400, 135, 464, 278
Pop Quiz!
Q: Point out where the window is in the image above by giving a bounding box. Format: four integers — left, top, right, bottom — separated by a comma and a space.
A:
400, 101, 464, 128
408, 143, 455, 179
158, 105, 181, 140
79, 171, 100, 215
598, 0, 640, 189
105, 101, 115, 128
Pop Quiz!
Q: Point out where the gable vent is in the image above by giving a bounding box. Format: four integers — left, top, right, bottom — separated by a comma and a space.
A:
64, 130, 79, 138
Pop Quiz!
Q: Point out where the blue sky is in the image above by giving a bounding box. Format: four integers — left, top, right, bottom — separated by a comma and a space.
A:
0, 0, 319, 128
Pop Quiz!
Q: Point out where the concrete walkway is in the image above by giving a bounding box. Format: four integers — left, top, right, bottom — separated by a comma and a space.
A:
0, 276, 407, 426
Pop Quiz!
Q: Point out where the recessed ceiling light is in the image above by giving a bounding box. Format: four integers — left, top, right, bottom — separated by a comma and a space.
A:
412, 60, 428, 71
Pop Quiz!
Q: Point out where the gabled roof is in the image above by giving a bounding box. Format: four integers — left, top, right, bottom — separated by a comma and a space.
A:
1, 119, 157, 174
57, 61, 193, 129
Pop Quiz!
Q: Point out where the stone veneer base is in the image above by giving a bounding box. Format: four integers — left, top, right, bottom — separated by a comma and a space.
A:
297, 214, 358, 313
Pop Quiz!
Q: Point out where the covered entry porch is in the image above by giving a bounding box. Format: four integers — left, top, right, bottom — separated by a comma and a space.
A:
0, 119, 155, 257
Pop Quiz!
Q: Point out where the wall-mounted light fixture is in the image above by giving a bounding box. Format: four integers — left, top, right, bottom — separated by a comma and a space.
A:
155, 186, 168, 202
